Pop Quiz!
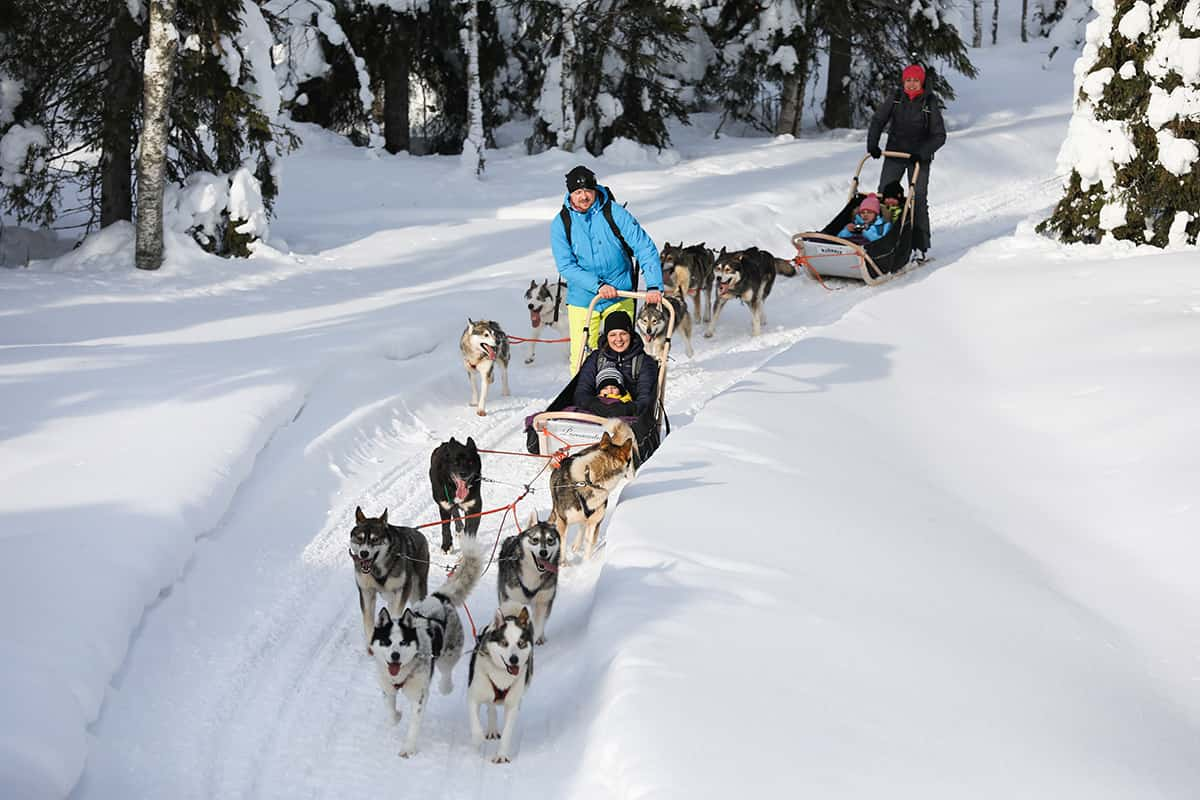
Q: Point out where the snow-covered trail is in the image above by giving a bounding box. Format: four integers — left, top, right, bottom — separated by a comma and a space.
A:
56, 44, 1082, 797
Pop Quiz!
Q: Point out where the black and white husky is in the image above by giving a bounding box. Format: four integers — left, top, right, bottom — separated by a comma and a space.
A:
349, 506, 430, 654
523, 279, 567, 365
636, 293, 693, 360
708, 247, 778, 338
467, 603, 535, 763
371, 540, 483, 757
429, 436, 482, 554
460, 319, 511, 416
497, 515, 560, 645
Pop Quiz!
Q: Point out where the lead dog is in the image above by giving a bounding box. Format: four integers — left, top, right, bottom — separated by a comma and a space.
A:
467, 603, 535, 763
349, 507, 430, 654
548, 419, 636, 562
461, 319, 511, 416
371, 539, 482, 757
636, 293, 693, 360
497, 515, 560, 645
708, 247, 778, 338
523, 279, 567, 365
429, 436, 482, 553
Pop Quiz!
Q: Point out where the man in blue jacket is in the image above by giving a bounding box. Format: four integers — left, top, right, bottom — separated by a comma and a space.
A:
551, 165, 663, 374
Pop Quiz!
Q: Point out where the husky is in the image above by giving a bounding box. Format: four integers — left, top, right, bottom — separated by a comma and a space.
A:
548, 420, 636, 562
636, 293, 693, 361
660, 241, 716, 323
371, 540, 483, 757
460, 319, 511, 417
523, 279, 567, 365
429, 436, 482, 554
349, 507, 430, 654
497, 514, 561, 645
708, 247, 778, 338
467, 603, 535, 763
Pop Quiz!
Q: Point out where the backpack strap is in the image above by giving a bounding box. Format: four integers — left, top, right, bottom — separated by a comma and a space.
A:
630, 353, 642, 384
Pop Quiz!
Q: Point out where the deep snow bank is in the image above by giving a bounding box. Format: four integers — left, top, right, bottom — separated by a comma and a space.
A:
586, 235, 1200, 798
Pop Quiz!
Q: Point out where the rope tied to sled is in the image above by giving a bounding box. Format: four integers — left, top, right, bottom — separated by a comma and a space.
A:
505, 334, 571, 344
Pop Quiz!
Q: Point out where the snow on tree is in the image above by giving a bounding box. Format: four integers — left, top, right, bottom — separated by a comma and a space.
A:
1041, 0, 1200, 246
135, 0, 180, 271
704, 0, 815, 134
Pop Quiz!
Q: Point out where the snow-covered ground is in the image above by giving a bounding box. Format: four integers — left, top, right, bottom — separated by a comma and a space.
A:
3, 29, 1199, 800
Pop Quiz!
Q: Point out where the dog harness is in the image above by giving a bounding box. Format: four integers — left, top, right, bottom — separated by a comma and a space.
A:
488, 677, 510, 703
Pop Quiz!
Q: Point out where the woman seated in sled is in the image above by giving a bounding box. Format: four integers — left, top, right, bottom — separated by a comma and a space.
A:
573, 310, 658, 419
836, 193, 892, 245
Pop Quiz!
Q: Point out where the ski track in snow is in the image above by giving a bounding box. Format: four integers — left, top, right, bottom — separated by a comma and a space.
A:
73, 122, 1067, 798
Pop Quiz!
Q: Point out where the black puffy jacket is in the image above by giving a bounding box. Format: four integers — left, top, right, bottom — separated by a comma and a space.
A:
867, 90, 947, 163
573, 337, 658, 417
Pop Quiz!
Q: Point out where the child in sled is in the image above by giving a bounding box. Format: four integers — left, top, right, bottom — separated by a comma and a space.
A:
880, 181, 905, 224
837, 193, 891, 245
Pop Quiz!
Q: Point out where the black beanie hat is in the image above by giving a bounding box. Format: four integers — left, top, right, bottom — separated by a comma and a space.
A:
881, 180, 905, 200
565, 165, 597, 193
602, 310, 633, 336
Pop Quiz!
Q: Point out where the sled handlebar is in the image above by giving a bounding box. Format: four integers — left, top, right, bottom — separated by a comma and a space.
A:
850, 150, 921, 206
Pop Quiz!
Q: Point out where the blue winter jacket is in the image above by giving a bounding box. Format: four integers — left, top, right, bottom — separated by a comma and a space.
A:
551, 186, 664, 311
837, 213, 892, 243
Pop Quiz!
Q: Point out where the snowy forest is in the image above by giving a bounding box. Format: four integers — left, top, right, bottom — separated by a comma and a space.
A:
2, 0, 1145, 268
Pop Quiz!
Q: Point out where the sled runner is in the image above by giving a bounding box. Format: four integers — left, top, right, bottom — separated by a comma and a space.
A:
524, 290, 673, 467
791, 150, 922, 285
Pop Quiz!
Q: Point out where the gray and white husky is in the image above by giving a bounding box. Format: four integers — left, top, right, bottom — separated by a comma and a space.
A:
708, 247, 778, 338
636, 293, 693, 360
371, 539, 483, 757
460, 319, 511, 416
467, 603, 535, 763
523, 279, 567, 365
349, 506, 430, 654
497, 515, 560, 645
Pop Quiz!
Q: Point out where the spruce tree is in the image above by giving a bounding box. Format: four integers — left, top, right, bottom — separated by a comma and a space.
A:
1041, 0, 1200, 246
703, 0, 817, 135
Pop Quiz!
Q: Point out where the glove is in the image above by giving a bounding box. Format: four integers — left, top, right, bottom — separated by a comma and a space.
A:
868, 146, 882, 159
909, 154, 922, 166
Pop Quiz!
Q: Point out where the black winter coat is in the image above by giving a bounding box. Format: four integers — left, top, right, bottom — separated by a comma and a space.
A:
573, 337, 659, 418
867, 90, 947, 163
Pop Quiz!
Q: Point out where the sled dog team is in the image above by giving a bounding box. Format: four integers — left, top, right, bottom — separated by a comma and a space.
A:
460, 241, 797, 417
350, 419, 637, 763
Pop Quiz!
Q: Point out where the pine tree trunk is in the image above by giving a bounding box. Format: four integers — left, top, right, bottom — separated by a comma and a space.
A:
559, 5, 577, 152
460, 0, 485, 176
991, 0, 999, 45
973, 0, 983, 47
384, 15, 411, 154
101, 0, 141, 228
1021, 0, 1029, 42
134, 0, 178, 271
823, 27, 851, 129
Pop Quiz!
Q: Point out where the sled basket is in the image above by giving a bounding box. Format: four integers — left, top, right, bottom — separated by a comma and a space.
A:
791, 151, 920, 285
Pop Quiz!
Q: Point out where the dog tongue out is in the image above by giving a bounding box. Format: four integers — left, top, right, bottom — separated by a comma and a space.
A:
388, 663, 401, 676
530, 309, 542, 328
506, 664, 520, 676
453, 476, 469, 502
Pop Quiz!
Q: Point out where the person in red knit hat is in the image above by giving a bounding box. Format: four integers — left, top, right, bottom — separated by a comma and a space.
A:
866, 63, 946, 263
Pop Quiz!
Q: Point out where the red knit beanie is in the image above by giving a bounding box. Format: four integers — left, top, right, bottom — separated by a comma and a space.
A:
903, 64, 926, 83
